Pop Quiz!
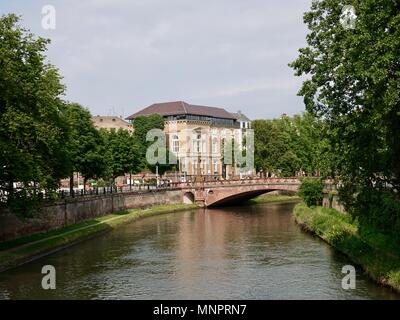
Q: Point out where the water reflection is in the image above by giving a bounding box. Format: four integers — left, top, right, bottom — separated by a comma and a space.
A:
0, 201, 398, 300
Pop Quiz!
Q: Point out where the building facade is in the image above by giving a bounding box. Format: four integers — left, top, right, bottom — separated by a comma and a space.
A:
230, 111, 251, 152
127, 101, 253, 178
92, 115, 133, 133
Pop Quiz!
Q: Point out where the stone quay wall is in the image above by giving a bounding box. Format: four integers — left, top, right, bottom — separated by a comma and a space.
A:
0, 189, 182, 242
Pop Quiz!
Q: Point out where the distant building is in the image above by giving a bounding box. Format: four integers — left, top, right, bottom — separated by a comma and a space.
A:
230, 111, 251, 150
92, 116, 133, 133
231, 111, 251, 130
126, 101, 252, 178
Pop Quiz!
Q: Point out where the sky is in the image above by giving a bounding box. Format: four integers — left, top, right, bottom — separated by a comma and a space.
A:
1, 0, 312, 120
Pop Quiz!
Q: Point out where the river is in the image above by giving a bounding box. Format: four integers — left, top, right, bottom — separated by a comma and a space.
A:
0, 201, 398, 299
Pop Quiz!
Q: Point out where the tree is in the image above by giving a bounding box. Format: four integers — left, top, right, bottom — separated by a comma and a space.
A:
132, 114, 176, 174
254, 114, 324, 177
147, 147, 178, 176
101, 128, 141, 186
0, 14, 70, 213
290, 0, 400, 234
253, 119, 291, 176
298, 178, 324, 207
132, 114, 165, 142
63, 103, 107, 193
132, 114, 164, 169
288, 113, 320, 175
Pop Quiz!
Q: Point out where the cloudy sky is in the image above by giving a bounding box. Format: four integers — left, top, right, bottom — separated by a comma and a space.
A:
1, 0, 312, 119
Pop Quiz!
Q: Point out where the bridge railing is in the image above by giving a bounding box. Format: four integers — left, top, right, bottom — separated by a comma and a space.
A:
48, 182, 182, 202
48, 177, 301, 201
179, 177, 301, 188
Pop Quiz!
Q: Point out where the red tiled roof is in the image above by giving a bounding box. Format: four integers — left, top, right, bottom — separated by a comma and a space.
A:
126, 101, 236, 120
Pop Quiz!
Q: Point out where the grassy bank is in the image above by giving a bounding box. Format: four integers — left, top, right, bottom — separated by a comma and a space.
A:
293, 203, 400, 292
0, 203, 197, 272
248, 194, 300, 205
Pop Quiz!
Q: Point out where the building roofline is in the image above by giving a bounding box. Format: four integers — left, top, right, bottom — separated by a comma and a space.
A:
126, 101, 236, 120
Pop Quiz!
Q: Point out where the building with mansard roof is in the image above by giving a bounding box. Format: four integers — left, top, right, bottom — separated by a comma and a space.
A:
127, 101, 252, 178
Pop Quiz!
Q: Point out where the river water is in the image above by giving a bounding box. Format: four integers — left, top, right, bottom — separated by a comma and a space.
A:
0, 201, 398, 300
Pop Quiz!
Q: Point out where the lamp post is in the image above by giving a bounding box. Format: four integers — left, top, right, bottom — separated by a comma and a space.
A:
156, 164, 159, 187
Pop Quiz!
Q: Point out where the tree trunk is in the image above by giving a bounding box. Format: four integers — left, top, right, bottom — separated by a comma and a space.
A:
69, 175, 74, 196
8, 179, 13, 202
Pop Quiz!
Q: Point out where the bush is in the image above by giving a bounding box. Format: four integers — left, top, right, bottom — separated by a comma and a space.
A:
353, 189, 400, 242
8, 190, 41, 218
298, 178, 324, 207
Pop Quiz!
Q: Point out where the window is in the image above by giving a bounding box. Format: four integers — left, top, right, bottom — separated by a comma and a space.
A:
213, 160, 218, 174
212, 138, 218, 154
180, 157, 186, 171
193, 133, 201, 153
172, 135, 179, 153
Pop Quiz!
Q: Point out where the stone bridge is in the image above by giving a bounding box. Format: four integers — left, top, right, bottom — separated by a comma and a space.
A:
179, 178, 301, 207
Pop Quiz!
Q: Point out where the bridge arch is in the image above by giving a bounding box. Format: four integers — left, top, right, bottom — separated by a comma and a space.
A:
204, 184, 299, 207
183, 191, 195, 204
207, 189, 281, 207
179, 178, 301, 207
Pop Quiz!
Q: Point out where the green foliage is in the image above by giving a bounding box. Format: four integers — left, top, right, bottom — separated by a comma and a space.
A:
101, 128, 141, 181
290, 0, 400, 232
7, 190, 41, 219
132, 114, 164, 170
352, 189, 400, 242
0, 14, 70, 214
253, 118, 297, 176
147, 148, 178, 175
0, 14, 177, 216
253, 113, 326, 177
63, 103, 107, 187
132, 114, 176, 174
293, 203, 400, 292
298, 178, 324, 207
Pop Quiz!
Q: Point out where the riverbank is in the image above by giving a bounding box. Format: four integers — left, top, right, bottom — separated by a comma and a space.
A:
0, 203, 197, 272
293, 203, 400, 293
249, 194, 300, 205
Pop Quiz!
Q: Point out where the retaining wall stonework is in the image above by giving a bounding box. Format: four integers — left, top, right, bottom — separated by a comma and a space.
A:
0, 189, 182, 242
322, 193, 346, 213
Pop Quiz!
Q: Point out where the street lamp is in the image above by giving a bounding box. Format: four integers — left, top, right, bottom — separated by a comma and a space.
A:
156, 163, 159, 187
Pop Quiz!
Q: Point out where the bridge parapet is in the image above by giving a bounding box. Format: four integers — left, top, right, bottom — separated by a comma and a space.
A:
178, 177, 302, 207
178, 177, 301, 189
